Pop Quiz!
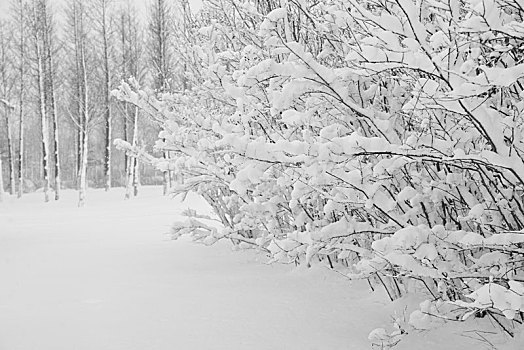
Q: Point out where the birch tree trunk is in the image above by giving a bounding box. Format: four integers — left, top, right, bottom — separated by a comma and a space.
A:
123, 106, 133, 200
149, 0, 173, 195
49, 66, 60, 200
78, 119, 88, 206
0, 22, 15, 196
17, 96, 24, 198
70, 0, 83, 190
0, 157, 4, 202
36, 45, 51, 203
120, 2, 144, 199
76, 111, 82, 184
44, 4, 60, 200
0, 102, 15, 198
124, 148, 133, 200
123, 101, 129, 183
0, 101, 9, 202
132, 108, 139, 197
17, 0, 25, 198
5, 105, 15, 195
77, 81, 89, 206
101, 0, 112, 192
120, 10, 129, 185
31, 1, 51, 203
77, 2, 89, 207
125, 105, 139, 199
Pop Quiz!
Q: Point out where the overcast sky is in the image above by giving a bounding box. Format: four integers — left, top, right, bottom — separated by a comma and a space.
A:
0, 0, 203, 20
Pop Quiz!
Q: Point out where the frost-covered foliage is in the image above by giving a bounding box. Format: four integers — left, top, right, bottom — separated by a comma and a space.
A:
114, 0, 524, 343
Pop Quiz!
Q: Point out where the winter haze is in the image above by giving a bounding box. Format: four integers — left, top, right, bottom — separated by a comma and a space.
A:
0, 0, 203, 18
1, 0, 524, 349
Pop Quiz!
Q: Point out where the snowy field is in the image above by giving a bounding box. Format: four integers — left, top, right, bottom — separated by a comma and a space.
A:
0, 187, 521, 349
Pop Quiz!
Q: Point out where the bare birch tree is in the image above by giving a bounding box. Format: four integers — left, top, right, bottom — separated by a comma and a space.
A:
0, 98, 15, 196
0, 21, 16, 196
64, 0, 92, 206
149, 0, 174, 195
93, 0, 114, 192
0, 155, 3, 201
28, 0, 53, 202
40, 0, 61, 200
117, 1, 144, 199
14, 0, 26, 198
73, 0, 90, 207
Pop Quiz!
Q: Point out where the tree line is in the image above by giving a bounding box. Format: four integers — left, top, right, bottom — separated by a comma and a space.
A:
0, 0, 190, 205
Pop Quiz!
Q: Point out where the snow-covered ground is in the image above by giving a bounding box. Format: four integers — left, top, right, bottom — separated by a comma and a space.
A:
0, 187, 521, 349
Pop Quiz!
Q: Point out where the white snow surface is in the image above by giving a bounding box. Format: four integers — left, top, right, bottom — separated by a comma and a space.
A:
0, 187, 382, 350
0, 187, 522, 349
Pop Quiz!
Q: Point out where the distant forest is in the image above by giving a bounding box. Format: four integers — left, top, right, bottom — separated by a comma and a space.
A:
0, 0, 193, 204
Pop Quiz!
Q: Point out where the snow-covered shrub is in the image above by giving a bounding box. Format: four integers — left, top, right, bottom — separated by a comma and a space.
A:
115, 0, 524, 341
